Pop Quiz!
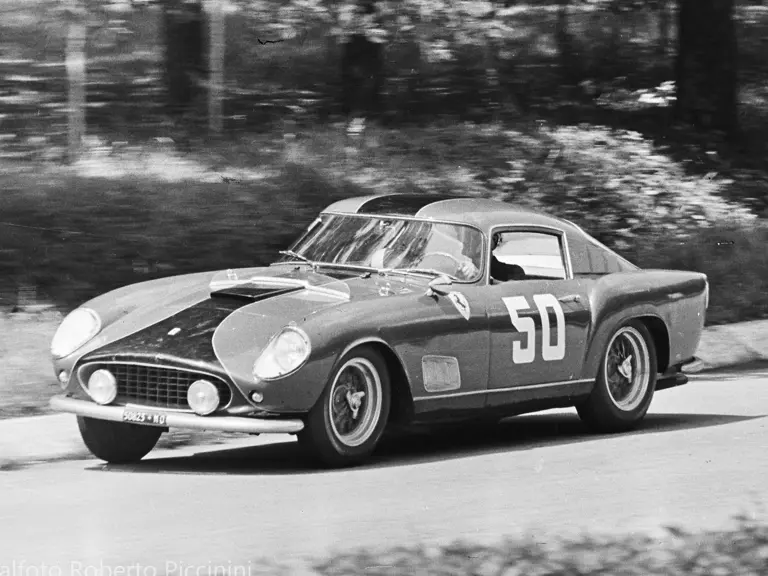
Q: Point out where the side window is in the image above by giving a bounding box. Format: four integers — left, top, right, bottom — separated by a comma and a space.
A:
493, 231, 567, 280
566, 231, 638, 276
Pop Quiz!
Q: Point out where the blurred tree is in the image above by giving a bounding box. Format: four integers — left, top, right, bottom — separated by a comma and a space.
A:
204, 0, 225, 133
162, 0, 207, 115
339, 1, 382, 119
656, 0, 670, 57
556, 0, 582, 85
674, 0, 739, 133
65, 0, 87, 163
338, 0, 385, 127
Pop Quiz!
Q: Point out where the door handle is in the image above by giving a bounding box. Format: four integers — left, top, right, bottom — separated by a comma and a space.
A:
558, 294, 581, 304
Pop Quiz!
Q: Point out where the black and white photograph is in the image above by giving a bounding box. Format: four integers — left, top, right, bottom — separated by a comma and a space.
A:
1, 0, 767, 573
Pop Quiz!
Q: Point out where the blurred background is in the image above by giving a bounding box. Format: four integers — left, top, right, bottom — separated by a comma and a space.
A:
0, 0, 766, 325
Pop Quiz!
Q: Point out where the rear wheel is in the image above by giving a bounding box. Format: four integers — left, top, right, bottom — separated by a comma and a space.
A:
77, 416, 162, 464
577, 320, 657, 433
298, 346, 391, 467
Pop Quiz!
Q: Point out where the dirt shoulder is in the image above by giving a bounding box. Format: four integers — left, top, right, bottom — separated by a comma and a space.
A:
0, 309, 63, 419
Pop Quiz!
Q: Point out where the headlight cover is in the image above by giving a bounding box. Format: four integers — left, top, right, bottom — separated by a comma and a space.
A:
252, 326, 311, 381
50, 308, 102, 359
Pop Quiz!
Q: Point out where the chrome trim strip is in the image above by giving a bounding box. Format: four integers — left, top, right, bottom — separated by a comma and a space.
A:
413, 378, 594, 401
487, 224, 574, 283
122, 402, 192, 414
270, 261, 372, 274
77, 360, 235, 412
322, 210, 486, 236
50, 395, 305, 434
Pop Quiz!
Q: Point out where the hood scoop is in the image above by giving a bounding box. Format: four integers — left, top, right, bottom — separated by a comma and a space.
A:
210, 284, 303, 301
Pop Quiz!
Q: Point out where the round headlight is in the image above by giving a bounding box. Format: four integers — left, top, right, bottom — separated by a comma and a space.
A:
51, 308, 101, 359
87, 369, 117, 405
252, 327, 311, 381
187, 380, 220, 415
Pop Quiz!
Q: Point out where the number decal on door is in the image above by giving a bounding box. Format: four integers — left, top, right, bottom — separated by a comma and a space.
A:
502, 294, 566, 363
501, 296, 536, 364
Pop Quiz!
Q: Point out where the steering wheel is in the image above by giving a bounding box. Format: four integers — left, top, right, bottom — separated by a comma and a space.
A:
419, 251, 465, 276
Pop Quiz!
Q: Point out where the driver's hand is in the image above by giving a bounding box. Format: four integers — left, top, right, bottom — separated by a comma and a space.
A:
456, 260, 479, 280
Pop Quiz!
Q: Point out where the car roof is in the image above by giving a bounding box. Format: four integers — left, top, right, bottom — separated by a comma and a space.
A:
322, 193, 581, 236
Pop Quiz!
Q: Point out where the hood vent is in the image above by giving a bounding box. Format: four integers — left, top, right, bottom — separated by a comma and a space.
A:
210, 285, 303, 301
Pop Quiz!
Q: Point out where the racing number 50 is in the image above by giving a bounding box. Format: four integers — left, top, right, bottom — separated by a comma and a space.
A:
502, 294, 566, 363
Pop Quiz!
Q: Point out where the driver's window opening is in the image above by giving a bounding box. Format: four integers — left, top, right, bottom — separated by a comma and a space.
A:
491, 231, 567, 282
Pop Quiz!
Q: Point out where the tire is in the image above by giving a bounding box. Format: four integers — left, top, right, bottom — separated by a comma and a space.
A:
77, 416, 162, 464
298, 346, 391, 467
577, 320, 657, 433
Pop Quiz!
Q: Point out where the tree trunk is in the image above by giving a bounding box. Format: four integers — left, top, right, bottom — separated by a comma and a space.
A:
341, 34, 383, 119
162, 0, 206, 115
556, 0, 581, 85
657, 0, 670, 58
555, 0, 570, 78
204, 0, 225, 133
65, 0, 86, 163
674, 0, 739, 134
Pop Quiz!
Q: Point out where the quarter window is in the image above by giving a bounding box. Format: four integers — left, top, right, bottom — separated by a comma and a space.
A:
493, 231, 567, 280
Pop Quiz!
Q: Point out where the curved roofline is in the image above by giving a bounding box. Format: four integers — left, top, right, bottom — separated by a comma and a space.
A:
315, 193, 639, 274
322, 193, 574, 230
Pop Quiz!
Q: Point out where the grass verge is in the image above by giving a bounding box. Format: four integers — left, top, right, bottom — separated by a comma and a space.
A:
241, 517, 768, 575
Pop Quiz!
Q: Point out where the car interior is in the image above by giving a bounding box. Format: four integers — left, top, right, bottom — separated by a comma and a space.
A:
489, 231, 568, 284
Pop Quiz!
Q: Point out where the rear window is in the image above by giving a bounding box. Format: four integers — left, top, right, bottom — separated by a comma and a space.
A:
567, 231, 637, 276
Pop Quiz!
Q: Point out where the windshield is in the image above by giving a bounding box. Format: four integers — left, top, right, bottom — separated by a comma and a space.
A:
283, 214, 485, 282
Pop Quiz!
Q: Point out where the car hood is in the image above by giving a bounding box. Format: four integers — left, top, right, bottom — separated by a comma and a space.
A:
74, 264, 432, 378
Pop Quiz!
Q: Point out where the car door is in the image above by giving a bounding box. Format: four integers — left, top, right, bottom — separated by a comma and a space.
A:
484, 227, 592, 408
378, 279, 490, 419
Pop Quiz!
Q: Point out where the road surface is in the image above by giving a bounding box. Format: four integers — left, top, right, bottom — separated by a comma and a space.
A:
1, 366, 767, 572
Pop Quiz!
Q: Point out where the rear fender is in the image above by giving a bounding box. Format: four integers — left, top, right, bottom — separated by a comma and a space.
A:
583, 270, 707, 379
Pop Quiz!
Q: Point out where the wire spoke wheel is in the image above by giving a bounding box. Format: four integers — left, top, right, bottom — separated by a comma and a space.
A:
605, 326, 650, 412
300, 346, 391, 467
327, 357, 383, 448
577, 320, 657, 433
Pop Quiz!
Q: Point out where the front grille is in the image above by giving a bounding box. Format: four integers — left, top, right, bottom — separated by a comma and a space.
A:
80, 363, 232, 410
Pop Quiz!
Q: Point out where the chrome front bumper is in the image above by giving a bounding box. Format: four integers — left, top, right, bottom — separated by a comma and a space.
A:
49, 395, 305, 434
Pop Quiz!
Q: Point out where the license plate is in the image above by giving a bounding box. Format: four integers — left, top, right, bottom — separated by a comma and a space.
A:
122, 409, 167, 427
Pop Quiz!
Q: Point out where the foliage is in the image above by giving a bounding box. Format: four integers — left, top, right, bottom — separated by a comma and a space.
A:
532, 124, 755, 249
0, 0, 766, 326
0, 155, 365, 312
246, 516, 768, 576
632, 224, 768, 325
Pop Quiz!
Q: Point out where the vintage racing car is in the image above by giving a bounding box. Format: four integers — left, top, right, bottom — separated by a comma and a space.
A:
50, 194, 708, 467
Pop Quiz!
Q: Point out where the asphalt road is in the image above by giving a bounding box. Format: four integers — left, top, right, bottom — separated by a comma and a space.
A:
2, 366, 767, 573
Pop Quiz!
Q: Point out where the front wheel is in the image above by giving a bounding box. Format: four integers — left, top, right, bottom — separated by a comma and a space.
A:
298, 346, 391, 467
577, 320, 657, 433
77, 416, 162, 464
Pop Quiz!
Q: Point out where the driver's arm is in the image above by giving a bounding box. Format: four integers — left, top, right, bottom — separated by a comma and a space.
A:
456, 258, 479, 280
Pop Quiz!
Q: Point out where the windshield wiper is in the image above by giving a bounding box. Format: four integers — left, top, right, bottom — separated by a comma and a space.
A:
378, 267, 448, 279
278, 250, 318, 272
